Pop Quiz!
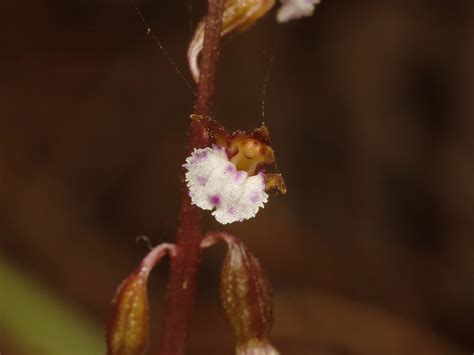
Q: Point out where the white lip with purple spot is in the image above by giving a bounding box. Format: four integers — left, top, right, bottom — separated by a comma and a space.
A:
184, 145, 268, 224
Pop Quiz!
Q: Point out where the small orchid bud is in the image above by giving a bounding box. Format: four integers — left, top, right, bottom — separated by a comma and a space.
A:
276, 0, 321, 23
202, 232, 279, 354
188, 0, 276, 83
106, 243, 175, 355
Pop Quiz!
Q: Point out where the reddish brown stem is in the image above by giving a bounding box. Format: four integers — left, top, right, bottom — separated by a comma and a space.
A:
157, 0, 225, 354
194, 0, 225, 116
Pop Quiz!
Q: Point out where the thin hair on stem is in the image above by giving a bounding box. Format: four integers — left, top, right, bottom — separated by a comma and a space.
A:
261, 52, 275, 121
133, 2, 196, 95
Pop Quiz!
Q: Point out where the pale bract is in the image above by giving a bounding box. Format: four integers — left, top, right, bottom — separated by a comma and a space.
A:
184, 146, 268, 224
276, 0, 320, 23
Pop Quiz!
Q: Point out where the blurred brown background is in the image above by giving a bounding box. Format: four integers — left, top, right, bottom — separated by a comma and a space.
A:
1, 0, 473, 354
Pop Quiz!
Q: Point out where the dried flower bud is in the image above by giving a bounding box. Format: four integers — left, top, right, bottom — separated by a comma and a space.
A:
107, 244, 175, 355
188, 0, 276, 83
202, 233, 278, 354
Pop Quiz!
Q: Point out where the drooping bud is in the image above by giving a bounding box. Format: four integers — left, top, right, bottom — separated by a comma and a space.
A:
106, 243, 175, 355
188, 0, 276, 83
202, 232, 279, 354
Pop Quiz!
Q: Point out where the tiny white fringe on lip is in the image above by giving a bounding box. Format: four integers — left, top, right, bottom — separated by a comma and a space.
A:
276, 0, 320, 23
184, 146, 268, 224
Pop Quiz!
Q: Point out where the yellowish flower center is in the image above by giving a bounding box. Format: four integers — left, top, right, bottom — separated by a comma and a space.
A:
229, 137, 275, 175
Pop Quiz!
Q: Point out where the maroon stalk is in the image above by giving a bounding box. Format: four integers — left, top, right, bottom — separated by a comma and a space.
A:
157, 0, 225, 354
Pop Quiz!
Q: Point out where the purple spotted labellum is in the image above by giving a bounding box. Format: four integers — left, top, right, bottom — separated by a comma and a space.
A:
184, 115, 286, 224
184, 145, 268, 224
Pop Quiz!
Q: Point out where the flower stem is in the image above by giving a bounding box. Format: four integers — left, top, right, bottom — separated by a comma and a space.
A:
157, 0, 225, 354
194, 0, 225, 116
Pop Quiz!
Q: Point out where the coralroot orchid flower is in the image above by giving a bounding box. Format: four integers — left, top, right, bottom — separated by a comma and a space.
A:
104, 0, 312, 352
183, 116, 286, 224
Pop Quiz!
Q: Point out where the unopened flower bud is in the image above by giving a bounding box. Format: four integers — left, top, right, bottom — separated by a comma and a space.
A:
106, 244, 174, 355
218, 236, 279, 354
188, 0, 276, 83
